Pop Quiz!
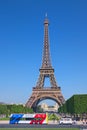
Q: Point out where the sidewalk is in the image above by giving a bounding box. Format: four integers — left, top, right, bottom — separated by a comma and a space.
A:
0, 120, 9, 124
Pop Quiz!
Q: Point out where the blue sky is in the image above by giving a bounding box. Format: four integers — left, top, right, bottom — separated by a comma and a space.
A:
0, 0, 87, 105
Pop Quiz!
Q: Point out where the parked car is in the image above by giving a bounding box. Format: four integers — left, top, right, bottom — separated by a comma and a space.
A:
59, 118, 73, 125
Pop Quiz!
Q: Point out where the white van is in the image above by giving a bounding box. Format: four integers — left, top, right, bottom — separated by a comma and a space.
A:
59, 118, 73, 125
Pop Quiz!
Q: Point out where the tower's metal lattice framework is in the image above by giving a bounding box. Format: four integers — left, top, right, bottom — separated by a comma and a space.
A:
26, 17, 65, 110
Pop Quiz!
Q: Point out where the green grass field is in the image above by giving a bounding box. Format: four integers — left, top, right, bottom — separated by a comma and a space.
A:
0, 128, 79, 130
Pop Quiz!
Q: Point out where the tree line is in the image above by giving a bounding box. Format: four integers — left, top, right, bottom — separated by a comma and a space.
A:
58, 94, 87, 114
0, 104, 33, 117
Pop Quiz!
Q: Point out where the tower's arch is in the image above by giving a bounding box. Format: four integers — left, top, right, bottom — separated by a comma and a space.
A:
32, 95, 62, 108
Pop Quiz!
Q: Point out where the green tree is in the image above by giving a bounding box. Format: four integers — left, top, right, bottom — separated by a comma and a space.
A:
0, 104, 7, 115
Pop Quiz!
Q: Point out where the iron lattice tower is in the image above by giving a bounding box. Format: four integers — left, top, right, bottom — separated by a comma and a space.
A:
26, 17, 65, 110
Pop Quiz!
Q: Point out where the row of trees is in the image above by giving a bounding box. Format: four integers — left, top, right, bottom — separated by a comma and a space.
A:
58, 94, 87, 114
0, 104, 33, 117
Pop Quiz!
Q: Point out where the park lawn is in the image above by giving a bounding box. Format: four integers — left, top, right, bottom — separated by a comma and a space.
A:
0, 128, 79, 130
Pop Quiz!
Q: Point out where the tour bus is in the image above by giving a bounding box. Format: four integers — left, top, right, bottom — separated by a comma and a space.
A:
9, 113, 48, 124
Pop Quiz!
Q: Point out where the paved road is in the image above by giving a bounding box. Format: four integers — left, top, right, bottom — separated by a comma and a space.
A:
0, 124, 87, 129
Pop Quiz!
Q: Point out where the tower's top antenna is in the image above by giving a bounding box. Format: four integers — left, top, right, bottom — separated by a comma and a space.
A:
44, 13, 49, 25
45, 13, 47, 18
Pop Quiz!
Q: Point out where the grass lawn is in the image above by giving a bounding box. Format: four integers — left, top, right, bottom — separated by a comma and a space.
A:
0, 128, 79, 130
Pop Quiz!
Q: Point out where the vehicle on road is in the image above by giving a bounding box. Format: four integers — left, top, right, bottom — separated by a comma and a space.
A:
59, 117, 73, 125
9, 113, 48, 124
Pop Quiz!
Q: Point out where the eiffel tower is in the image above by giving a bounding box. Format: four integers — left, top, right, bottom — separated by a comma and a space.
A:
26, 16, 65, 111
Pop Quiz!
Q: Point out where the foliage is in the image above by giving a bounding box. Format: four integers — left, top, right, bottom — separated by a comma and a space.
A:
58, 94, 87, 114
0, 104, 7, 115
48, 113, 60, 121
0, 104, 33, 118
36, 105, 43, 113
74, 94, 87, 114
